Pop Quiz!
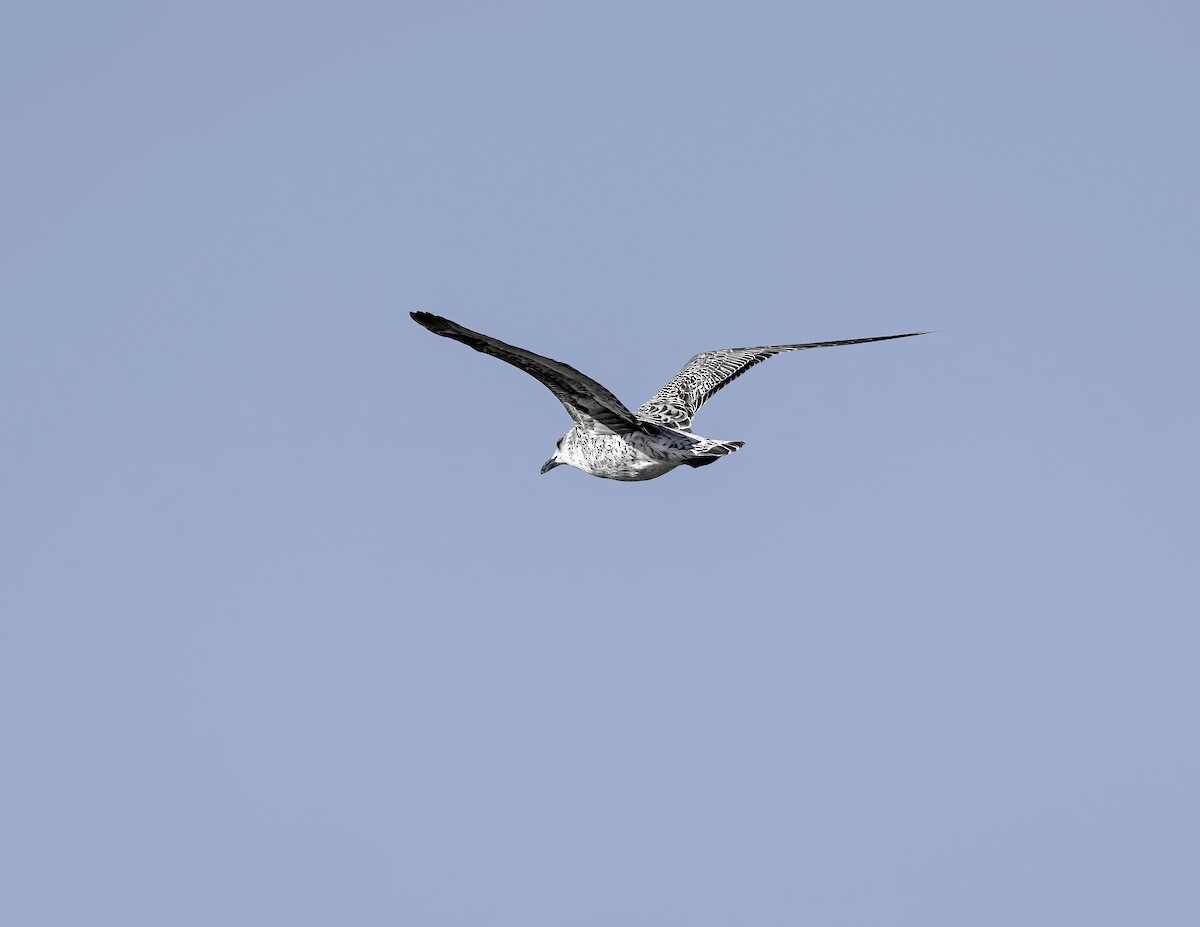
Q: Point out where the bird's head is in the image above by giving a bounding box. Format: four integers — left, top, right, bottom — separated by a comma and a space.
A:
540, 435, 567, 475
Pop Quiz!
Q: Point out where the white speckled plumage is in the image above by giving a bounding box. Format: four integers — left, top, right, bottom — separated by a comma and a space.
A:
411, 312, 925, 482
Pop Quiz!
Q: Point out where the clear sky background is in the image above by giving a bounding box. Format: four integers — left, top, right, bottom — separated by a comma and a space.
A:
4, 2, 1198, 924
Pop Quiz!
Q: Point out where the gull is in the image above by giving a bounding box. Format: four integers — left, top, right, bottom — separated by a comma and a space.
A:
411, 311, 925, 481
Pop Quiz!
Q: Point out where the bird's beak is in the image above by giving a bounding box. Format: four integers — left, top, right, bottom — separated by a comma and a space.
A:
540, 458, 562, 475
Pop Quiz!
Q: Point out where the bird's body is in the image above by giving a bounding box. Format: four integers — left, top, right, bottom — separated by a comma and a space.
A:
552, 424, 744, 481
410, 311, 924, 481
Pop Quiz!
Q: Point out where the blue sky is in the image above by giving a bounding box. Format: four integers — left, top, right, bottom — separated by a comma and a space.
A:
3, 2, 1198, 924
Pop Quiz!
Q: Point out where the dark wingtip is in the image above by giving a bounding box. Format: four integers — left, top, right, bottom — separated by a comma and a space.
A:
411, 311, 461, 337
864, 331, 932, 343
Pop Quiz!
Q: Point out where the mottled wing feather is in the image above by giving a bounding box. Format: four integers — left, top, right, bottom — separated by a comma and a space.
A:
637, 332, 927, 429
411, 312, 642, 435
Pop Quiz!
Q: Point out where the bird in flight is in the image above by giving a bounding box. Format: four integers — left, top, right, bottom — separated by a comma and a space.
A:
411, 311, 926, 481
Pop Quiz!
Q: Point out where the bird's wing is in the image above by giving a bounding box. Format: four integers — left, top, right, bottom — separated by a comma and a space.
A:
411, 312, 642, 435
636, 331, 927, 430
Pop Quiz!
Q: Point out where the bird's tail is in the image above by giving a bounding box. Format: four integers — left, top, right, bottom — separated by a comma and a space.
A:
682, 439, 744, 468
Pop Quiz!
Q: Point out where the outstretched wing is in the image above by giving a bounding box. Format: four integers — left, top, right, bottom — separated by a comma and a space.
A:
636, 331, 927, 430
411, 312, 642, 435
